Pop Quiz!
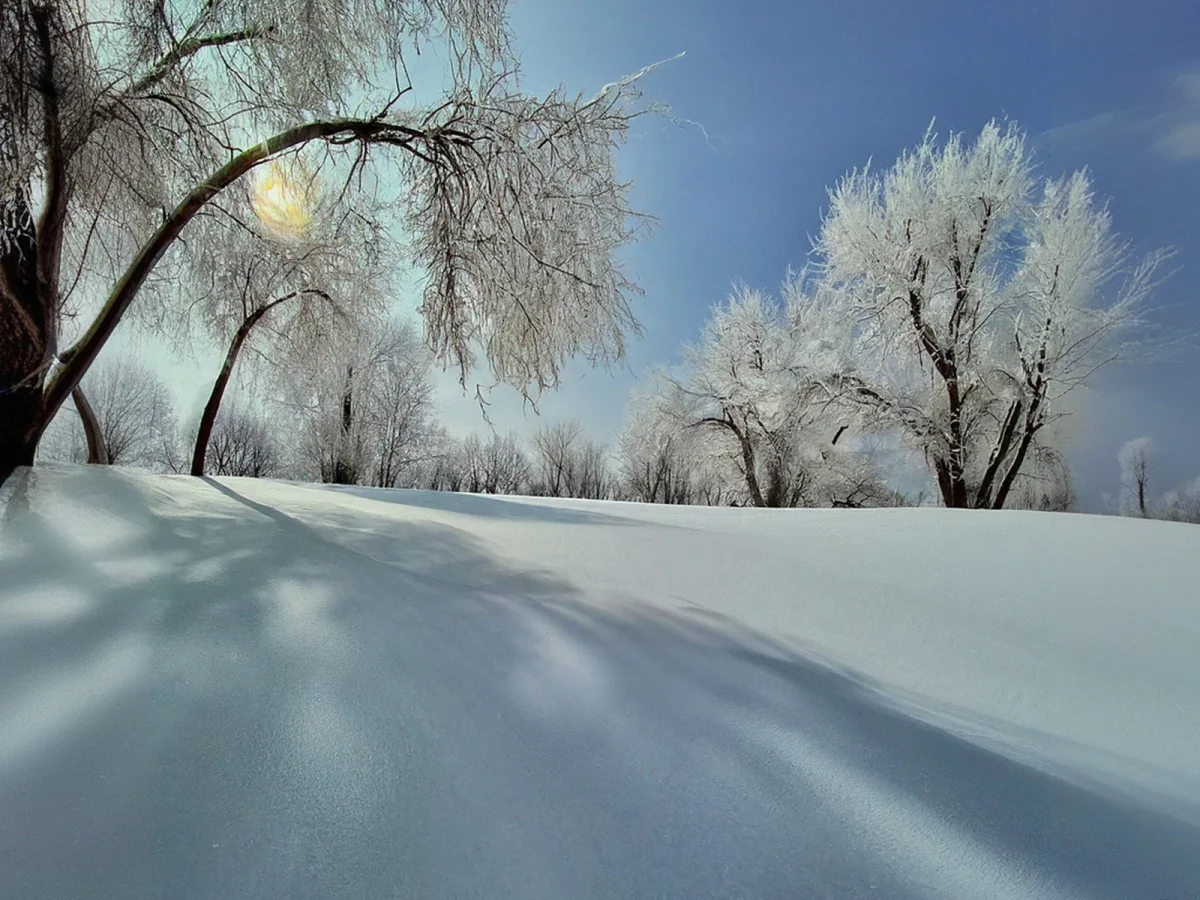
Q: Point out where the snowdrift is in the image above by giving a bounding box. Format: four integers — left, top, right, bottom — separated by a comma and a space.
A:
2, 464, 1198, 899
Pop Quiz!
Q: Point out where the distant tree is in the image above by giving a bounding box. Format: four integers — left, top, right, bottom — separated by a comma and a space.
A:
530, 419, 614, 499
293, 320, 436, 486
421, 429, 468, 492
1005, 444, 1076, 512
366, 325, 438, 489
1119, 437, 1156, 517
531, 420, 583, 497
652, 285, 887, 508
816, 121, 1169, 508
616, 401, 696, 504
470, 432, 530, 495
1160, 478, 1200, 524
206, 407, 280, 478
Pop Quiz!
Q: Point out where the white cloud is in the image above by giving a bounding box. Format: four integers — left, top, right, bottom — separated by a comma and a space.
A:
1154, 121, 1200, 161
1152, 69, 1200, 161
1038, 64, 1200, 164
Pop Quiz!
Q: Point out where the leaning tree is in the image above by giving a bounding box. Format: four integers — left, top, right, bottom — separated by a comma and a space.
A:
0, 0, 666, 483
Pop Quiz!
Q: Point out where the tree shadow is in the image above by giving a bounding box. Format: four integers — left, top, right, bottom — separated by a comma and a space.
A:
317, 482, 641, 527
0, 466, 1196, 900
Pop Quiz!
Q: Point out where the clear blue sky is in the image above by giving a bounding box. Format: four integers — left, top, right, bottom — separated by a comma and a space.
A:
431, 0, 1200, 508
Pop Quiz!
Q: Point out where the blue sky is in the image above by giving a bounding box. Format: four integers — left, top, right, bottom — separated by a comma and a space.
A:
426, 0, 1200, 508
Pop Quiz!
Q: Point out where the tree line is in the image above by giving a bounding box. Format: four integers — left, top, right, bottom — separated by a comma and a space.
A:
2, 1, 1191, 512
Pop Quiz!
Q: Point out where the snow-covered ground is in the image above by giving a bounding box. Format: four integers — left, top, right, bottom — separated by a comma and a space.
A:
1, 464, 1198, 899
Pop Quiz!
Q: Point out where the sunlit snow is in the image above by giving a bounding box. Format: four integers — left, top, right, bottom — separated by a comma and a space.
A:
1, 464, 1198, 899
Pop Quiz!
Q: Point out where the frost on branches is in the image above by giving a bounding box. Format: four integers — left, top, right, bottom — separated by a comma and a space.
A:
632, 283, 896, 509
0, 0, 668, 483
817, 122, 1168, 509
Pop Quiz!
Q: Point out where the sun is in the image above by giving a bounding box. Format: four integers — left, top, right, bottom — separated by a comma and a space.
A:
250, 159, 314, 240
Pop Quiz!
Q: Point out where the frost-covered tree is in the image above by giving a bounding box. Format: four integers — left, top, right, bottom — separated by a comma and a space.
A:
420, 427, 468, 492
615, 393, 697, 504
1118, 436, 1156, 518
367, 324, 438, 489
615, 387, 744, 506
1004, 443, 1075, 512
529, 419, 613, 499
657, 284, 885, 508
38, 354, 176, 469
531, 420, 583, 497
0, 0, 669, 483
206, 406, 280, 478
460, 431, 529, 495
1161, 478, 1200, 524
183, 198, 390, 476
817, 122, 1168, 508
292, 320, 433, 486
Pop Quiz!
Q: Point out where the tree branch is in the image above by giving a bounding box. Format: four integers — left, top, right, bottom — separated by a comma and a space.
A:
42, 117, 429, 427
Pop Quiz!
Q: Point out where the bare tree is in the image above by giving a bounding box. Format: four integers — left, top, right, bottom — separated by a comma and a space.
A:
206, 407, 280, 478
421, 428, 468, 492
80, 358, 175, 468
816, 121, 1168, 508
456, 431, 529, 495
617, 423, 695, 504
1, 0, 671, 484
1006, 443, 1075, 512
1119, 437, 1156, 517
529, 419, 613, 499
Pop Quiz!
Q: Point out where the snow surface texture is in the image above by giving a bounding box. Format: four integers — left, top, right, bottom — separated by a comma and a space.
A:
1, 464, 1198, 899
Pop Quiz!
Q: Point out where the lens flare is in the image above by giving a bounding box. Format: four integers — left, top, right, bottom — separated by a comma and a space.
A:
250, 159, 314, 240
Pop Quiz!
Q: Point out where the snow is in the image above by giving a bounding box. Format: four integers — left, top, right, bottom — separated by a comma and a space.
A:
2, 463, 1199, 899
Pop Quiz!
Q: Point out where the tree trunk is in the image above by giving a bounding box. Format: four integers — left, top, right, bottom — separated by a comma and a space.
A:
0, 387, 41, 482
34, 120, 413, 459
739, 434, 766, 508
330, 365, 358, 485
0, 190, 47, 484
191, 312, 264, 476
933, 456, 955, 508
73, 385, 109, 464
992, 423, 1038, 510
973, 399, 1022, 508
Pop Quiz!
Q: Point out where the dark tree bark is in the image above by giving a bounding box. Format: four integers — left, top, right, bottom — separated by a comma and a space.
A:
72, 385, 109, 464
190, 291, 308, 476
329, 365, 359, 485
191, 315, 260, 476
0, 190, 46, 479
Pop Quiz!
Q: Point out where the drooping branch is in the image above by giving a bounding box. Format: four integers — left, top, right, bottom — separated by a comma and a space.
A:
41, 117, 429, 431
129, 26, 274, 98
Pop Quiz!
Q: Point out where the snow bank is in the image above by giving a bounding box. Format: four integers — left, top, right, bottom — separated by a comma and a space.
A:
1, 464, 1198, 899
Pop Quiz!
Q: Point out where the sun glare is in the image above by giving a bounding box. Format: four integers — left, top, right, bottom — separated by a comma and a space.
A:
250, 159, 314, 240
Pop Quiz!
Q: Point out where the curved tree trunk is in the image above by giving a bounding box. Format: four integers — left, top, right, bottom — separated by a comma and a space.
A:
72, 385, 109, 464
191, 312, 264, 476
22, 119, 421, 487
190, 290, 307, 476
